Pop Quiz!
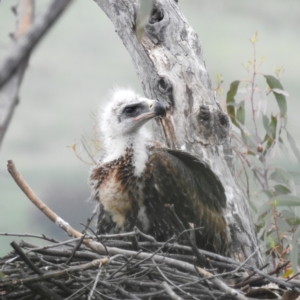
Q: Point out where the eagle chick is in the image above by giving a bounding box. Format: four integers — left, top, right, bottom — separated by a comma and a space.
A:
89, 88, 228, 253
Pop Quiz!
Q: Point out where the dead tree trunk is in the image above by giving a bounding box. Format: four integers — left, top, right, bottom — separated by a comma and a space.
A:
94, 0, 264, 267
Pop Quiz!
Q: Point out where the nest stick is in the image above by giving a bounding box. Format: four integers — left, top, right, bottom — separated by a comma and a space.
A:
7, 160, 99, 252
162, 281, 183, 300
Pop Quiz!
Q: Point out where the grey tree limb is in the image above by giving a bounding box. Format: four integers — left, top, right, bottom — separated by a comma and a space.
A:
0, 0, 34, 147
0, 0, 72, 147
93, 0, 264, 267
0, 0, 72, 89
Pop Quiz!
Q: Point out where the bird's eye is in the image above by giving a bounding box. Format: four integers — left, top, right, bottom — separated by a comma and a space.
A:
124, 106, 136, 114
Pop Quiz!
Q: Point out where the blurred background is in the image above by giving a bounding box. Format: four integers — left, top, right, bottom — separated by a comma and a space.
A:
0, 0, 299, 256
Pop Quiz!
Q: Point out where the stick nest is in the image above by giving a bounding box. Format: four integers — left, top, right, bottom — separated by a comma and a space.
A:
2, 161, 300, 299
1, 231, 299, 300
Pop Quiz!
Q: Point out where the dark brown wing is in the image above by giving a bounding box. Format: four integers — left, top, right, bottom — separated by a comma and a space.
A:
142, 148, 228, 253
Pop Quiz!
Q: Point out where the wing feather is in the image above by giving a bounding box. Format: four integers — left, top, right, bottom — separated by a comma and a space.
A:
143, 148, 228, 253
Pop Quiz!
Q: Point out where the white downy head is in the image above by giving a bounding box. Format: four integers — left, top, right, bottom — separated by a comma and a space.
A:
99, 88, 165, 176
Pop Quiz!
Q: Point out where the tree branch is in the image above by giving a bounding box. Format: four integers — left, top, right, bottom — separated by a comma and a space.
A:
0, 0, 72, 89
0, 0, 34, 147
0, 0, 73, 148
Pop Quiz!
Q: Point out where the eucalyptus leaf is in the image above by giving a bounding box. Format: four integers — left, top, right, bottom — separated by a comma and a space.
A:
271, 195, 300, 207
291, 226, 300, 274
289, 171, 300, 185
261, 189, 273, 199
237, 100, 245, 125
269, 167, 293, 188
281, 209, 295, 219
286, 130, 300, 164
293, 225, 300, 240
286, 217, 300, 226
272, 88, 289, 97
257, 202, 271, 218
262, 114, 273, 138
264, 75, 287, 116
277, 218, 290, 233
241, 130, 256, 149
226, 80, 240, 127
275, 115, 281, 152
274, 184, 291, 195
291, 240, 298, 275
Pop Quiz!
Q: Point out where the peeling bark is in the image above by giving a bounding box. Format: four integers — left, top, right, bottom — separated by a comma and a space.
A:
94, 0, 264, 266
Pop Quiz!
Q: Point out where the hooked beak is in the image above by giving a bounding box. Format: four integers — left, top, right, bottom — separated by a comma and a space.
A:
133, 100, 166, 121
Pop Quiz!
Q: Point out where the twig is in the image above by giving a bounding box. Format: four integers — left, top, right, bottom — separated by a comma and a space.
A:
106, 250, 142, 280
64, 281, 94, 300
0, 257, 108, 288
82, 203, 99, 234
10, 241, 73, 296
0, 232, 60, 243
65, 234, 86, 265
134, 226, 157, 242
249, 39, 260, 144
246, 265, 300, 293
80, 137, 96, 164
154, 259, 200, 300
233, 263, 269, 288
20, 240, 101, 260
9, 243, 64, 300
26, 237, 83, 253
162, 281, 183, 300
167, 204, 209, 268
88, 269, 101, 300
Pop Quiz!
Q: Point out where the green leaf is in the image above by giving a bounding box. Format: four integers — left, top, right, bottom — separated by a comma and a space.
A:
262, 114, 273, 138
270, 114, 278, 138
281, 209, 295, 219
291, 226, 300, 274
262, 114, 279, 152
226, 80, 240, 127
289, 171, 300, 185
291, 241, 299, 274
237, 101, 245, 125
286, 130, 300, 164
277, 218, 290, 232
271, 195, 300, 207
286, 217, 300, 226
261, 189, 273, 199
294, 226, 300, 240
257, 202, 271, 218
274, 184, 291, 195
241, 130, 256, 150
136, 0, 154, 41
264, 75, 287, 117
269, 167, 292, 186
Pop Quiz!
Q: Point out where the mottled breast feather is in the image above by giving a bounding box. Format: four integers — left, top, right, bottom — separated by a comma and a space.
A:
89, 147, 144, 234
89, 146, 228, 254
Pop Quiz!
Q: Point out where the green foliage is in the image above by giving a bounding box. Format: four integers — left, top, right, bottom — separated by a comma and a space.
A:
221, 32, 300, 276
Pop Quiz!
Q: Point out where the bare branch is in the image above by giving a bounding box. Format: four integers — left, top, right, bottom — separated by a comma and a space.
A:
0, 0, 72, 89
0, 0, 34, 147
